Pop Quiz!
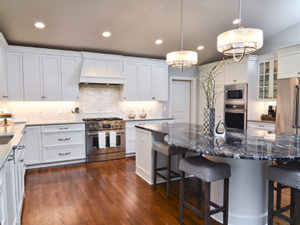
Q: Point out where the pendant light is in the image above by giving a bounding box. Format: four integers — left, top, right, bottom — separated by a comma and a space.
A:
217, 0, 263, 62
166, 0, 197, 71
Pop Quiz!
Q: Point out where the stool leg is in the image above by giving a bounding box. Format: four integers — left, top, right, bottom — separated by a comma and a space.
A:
223, 178, 229, 225
268, 180, 274, 225
153, 150, 157, 189
276, 183, 282, 210
197, 179, 202, 218
180, 170, 185, 225
290, 188, 294, 225
205, 182, 211, 225
167, 155, 171, 199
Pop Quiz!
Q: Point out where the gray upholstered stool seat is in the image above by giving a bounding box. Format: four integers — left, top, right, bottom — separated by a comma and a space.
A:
267, 161, 300, 190
179, 156, 231, 182
267, 161, 300, 225
152, 142, 187, 199
179, 156, 231, 225
153, 142, 187, 156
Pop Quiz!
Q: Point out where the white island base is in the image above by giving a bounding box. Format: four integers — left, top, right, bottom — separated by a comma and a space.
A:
209, 156, 271, 225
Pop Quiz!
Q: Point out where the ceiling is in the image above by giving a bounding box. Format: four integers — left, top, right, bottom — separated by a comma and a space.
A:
0, 0, 300, 64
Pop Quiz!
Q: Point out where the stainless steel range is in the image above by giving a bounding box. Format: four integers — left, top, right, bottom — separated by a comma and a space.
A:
83, 117, 125, 162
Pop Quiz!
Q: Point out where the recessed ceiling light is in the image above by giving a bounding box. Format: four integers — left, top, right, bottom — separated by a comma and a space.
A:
232, 18, 241, 25
197, 45, 204, 50
34, 22, 45, 29
102, 31, 111, 37
155, 39, 163, 45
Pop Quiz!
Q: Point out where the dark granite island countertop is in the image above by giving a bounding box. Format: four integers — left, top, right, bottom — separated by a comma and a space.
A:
136, 122, 300, 161
135, 122, 300, 224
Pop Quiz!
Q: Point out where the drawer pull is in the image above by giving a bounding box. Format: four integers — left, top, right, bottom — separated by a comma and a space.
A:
2, 95, 8, 98
59, 127, 69, 130
20, 159, 24, 163
58, 138, 71, 141
58, 152, 71, 156
18, 145, 25, 150
258, 124, 264, 127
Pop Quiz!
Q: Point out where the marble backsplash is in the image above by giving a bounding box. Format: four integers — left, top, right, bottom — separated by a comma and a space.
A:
0, 84, 164, 122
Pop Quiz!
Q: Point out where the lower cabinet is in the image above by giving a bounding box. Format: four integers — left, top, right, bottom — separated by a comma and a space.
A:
0, 167, 8, 225
25, 123, 86, 167
125, 119, 174, 156
247, 121, 275, 132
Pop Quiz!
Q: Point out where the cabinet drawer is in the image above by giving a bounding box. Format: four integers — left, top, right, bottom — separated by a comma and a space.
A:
41, 123, 84, 133
248, 121, 275, 131
42, 131, 85, 147
43, 145, 85, 163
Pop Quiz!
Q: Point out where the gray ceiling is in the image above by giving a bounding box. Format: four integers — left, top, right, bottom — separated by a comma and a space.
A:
0, 0, 300, 64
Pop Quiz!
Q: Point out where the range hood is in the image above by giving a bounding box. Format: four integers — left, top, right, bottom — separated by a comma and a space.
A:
79, 52, 126, 84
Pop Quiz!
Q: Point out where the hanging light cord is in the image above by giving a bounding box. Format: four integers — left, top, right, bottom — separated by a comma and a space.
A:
238, 0, 242, 26
180, 0, 184, 50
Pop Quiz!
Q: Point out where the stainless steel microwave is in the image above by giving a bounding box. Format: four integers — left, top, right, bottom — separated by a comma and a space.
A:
224, 84, 248, 104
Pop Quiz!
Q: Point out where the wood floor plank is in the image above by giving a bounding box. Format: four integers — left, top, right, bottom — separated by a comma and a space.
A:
21, 158, 288, 225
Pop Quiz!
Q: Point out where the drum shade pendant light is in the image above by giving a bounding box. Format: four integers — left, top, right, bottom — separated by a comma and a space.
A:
217, 0, 263, 62
166, 0, 197, 71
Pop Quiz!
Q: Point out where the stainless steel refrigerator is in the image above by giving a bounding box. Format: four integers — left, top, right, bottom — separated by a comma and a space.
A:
276, 77, 300, 134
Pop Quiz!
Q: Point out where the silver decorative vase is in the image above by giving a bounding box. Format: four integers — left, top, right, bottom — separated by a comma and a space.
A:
203, 108, 215, 136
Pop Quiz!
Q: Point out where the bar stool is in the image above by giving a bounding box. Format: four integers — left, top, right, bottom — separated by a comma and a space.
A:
152, 142, 187, 198
267, 161, 300, 225
179, 156, 231, 225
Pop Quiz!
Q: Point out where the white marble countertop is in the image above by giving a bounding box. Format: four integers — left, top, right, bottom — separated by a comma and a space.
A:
0, 123, 26, 169
26, 120, 84, 126
124, 117, 174, 122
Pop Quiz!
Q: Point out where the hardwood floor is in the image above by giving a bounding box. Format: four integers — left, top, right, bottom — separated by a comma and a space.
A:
22, 158, 289, 225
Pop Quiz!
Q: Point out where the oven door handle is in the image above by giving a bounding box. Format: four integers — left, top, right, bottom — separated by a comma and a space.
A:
224, 109, 246, 113
87, 131, 125, 136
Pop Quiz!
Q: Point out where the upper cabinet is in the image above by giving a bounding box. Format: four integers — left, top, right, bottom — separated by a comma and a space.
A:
23, 53, 43, 100
224, 60, 248, 85
257, 54, 278, 100
4, 46, 82, 101
6, 52, 23, 100
277, 45, 300, 79
61, 56, 80, 100
122, 57, 168, 101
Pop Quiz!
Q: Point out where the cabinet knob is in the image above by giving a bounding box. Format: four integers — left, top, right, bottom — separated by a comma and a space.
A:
41, 96, 46, 99
152, 97, 156, 100
233, 80, 237, 83
123, 97, 126, 100
2, 95, 8, 98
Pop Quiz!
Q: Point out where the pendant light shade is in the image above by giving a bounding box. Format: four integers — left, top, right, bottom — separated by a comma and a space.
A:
166, 0, 198, 70
166, 50, 198, 70
217, 0, 263, 61
217, 27, 263, 56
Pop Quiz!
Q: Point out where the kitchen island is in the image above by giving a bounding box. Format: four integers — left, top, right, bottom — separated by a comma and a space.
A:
135, 123, 300, 225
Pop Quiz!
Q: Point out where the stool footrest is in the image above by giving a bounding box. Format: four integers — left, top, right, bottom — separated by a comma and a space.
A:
183, 201, 204, 218
156, 168, 180, 181
272, 210, 291, 223
275, 205, 290, 214
183, 193, 201, 200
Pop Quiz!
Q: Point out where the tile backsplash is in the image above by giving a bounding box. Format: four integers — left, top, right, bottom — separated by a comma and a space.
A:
0, 84, 164, 122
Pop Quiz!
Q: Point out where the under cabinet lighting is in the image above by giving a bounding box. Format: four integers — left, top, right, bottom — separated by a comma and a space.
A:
34, 22, 45, 29
102, 31, 111, 37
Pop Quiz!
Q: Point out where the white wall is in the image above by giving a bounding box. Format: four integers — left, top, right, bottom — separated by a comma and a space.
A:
0, 85, 164, 121
258, 21, 300, 55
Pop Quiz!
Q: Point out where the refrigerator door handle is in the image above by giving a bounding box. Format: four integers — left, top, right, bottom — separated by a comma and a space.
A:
293, 85, 299, 129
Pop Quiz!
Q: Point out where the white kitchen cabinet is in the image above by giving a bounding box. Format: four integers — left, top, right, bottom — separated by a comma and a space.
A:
25, 126, 43, 165
224, 61, 248, 85
42, 55, 62, 100
5, 51, 23, 100
257, 54, 278, 100
136, 128, 152, 179
152, 64, 168, 101
278, 51, 300, 79
123, 61, 138, 100
138, 64, 153, 100
125, 119, 173, 156
4, 153, 18, 225
23, 53, 43, 100
0, 43, 7, 101
247, 121, 275, 132
0, 167, 8, 225
61, 56, 80, 100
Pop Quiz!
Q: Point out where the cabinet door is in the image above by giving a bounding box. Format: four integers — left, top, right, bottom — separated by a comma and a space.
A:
61, 57, 80, 100
6, 52, 23, 100
23, 53, 43, 100
224, 62, 247, 85
0, 45, 7, 100
152, 64, 168, 101
0, 168, 8, 225
123, 61, 138, 100
107, 60, 123, 78
138, 64, 152, 100
278, 52, 300, 79
42, 55, 61, 100
25, 126, 42, 165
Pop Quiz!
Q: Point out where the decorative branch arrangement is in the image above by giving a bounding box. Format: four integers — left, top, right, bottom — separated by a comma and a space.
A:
198, 61, 225, 109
